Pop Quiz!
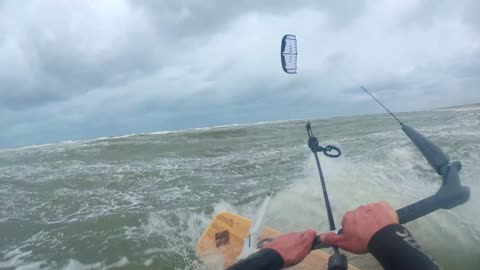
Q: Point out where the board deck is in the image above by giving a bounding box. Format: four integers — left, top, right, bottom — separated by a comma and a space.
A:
196, 211, 360, 270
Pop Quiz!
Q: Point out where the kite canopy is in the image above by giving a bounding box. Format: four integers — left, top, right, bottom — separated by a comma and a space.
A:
281, 34, 297, 74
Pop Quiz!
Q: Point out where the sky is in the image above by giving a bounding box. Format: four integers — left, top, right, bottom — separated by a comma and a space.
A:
0, 0, 479, 148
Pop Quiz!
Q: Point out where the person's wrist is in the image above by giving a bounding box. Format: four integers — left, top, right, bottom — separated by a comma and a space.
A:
368, 223, 403, 252
259, 248, 285, 268
367, 221, 399, 243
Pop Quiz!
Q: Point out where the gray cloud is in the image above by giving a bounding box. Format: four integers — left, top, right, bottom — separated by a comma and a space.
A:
0, 1, 163, 110
133, 0, 367, 37
0, 0, 479, 148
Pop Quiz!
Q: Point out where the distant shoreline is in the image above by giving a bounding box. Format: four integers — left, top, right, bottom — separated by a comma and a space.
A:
435, 103, 480, 111
2, 104, 479, 151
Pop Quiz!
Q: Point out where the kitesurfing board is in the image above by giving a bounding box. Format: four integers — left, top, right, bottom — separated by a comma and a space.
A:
196, 211, 360, 269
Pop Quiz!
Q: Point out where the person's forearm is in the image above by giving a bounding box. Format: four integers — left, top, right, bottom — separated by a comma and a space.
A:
368, 224, 440, 270
227, 248, 284, 270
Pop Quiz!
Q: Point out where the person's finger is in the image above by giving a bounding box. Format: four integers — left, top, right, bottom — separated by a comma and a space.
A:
378, 201, 393, 213
319, 232, 344, 246
341, 210, 354, 227
357, 205, 367, 211
337, 239, 361, 253
378, 201, 399, 222
357, 205, 370, 220
299, 229, 317, 252
378, 200, 391, 209
302, 229, 316, 241
296, 230, 316, 256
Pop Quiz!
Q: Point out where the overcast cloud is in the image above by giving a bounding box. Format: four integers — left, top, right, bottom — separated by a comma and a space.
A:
0, 0, 479, 148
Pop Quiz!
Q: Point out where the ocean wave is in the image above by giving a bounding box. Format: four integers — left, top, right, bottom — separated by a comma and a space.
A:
2, 110, 479, 270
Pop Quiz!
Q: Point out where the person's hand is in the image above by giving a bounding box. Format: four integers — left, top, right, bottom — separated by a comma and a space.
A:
320, 201, 399, 254
263, 229, 316, 267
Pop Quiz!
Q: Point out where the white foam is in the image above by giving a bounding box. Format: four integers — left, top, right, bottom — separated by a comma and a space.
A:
0, 118, 304, 152
63, 259, 102, 270
436, 107, 480, 112
159, 185, 192, 202
143, 258, 153, 267
0, 248, 35, 269
62, 256, 128, 270
105, 257, 129, 269
148, 118, 302, 136
16, 261, 44, 270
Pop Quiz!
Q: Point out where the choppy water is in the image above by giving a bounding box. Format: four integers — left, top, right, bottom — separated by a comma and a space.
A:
1, 110, 479, 270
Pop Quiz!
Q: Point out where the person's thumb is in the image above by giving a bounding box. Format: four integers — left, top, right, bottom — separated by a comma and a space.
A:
320, 232, 343, 246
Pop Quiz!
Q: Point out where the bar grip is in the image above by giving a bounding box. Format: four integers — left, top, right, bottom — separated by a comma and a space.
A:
311, 160, 469, 250
311, 235, 330, 250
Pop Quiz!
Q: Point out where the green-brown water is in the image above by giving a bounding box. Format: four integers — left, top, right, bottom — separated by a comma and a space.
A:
1, 110, 479, 269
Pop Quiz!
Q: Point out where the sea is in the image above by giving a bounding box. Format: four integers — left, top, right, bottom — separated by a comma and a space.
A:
1, 109, 479, 270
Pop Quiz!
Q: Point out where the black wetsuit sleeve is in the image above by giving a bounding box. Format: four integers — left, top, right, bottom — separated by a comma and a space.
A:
226, 248, 284, 270
368, 224, 440, 270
